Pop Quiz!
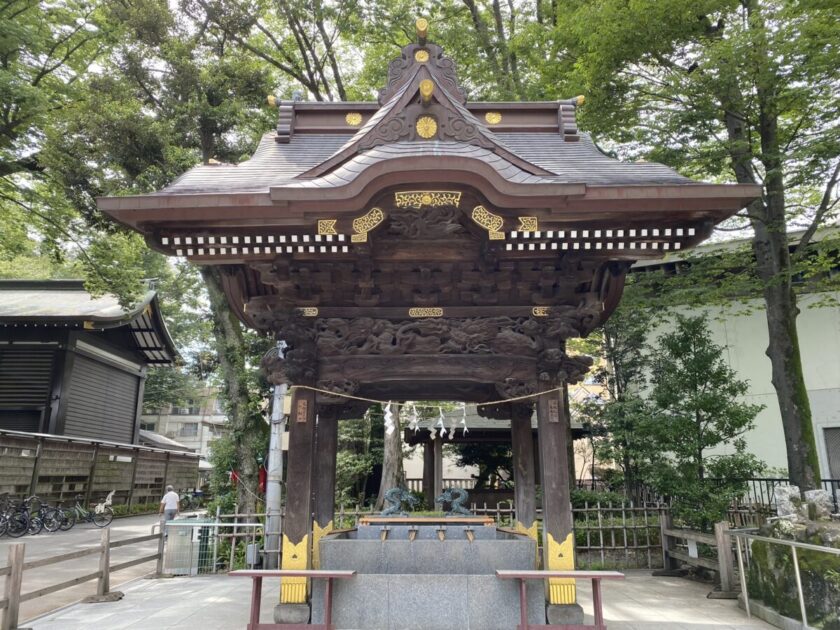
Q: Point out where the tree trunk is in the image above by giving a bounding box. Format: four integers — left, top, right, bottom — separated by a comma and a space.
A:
716, 12, 821, 489
201, 266, 261, 514
375, 404, 403, 510
752, 228, 821, 490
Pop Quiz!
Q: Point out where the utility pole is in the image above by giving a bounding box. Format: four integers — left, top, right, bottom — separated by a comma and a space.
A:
264, 343, 287, 569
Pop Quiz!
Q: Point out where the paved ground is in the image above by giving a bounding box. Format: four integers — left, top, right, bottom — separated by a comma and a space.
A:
0, 512, 200, 622
29, 570, 773, 629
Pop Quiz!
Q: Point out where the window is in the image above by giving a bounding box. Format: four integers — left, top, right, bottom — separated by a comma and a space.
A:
179, 423, 199, 437
825, 428, 840, 479
174, 399, 200, 415
140, 422, 156, 432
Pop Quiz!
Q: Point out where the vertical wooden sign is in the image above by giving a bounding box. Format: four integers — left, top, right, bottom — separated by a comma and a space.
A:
548, 399, 560, 423
295, 398, 308, 423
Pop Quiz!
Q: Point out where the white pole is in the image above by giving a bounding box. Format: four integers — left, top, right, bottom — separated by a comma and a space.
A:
264, 374, 287, 569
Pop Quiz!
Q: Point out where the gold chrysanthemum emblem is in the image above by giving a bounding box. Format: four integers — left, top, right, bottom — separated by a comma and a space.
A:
485, 111, 502, 125
415, 116, 437, 139
414, 50, 430, 63
345, 112, 363, 126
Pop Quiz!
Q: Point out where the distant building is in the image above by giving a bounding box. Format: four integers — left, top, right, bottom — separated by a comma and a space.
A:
140, 389, 229, 460
632, 229, 840, 480
0, 279, 178, 443
0, 280, 199, 502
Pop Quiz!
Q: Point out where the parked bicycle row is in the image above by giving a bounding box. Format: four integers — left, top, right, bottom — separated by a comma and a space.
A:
0, 491, 115, 537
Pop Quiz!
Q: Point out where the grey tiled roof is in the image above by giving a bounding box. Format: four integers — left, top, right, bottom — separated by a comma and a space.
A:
157, 130, 690, 196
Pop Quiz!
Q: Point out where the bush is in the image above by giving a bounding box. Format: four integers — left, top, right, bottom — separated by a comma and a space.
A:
571, 489, 629, 508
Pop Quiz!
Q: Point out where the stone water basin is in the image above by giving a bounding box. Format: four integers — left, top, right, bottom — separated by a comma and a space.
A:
311, 518, 545, 629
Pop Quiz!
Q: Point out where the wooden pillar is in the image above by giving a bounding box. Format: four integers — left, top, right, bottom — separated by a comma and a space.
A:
84, 443, 100, 506
312, 406, 338, 569
510, 403, 537, 541
563, 383, 577, 487
28, 437, 44, 497
433, 437, 443, 510
127, 448, 140, 508
160, 451, 171, 496
422, 440, 435, 509
280, 387, 316, 604
536, 386, 577, 606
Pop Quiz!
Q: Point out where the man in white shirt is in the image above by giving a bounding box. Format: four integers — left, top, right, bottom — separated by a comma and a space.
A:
159, 485, 180, 521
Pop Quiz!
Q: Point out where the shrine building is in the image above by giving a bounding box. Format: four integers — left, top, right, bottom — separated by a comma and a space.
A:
98, 18, 759, 627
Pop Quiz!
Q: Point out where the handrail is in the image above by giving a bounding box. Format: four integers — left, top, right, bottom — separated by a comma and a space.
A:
731, 529, 840, 555
730, 527, 838, 628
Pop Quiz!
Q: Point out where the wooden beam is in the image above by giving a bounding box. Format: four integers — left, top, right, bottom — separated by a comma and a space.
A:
2, 544, 24, 630
433, 439, 443, 511
536, 386, 577, 606
422, 442, 435, 509
510, 404, 537, 541
27, 437, 44, 497
280, 387, 316, 604
312, 406, 339, 569
84, 443, 100, 507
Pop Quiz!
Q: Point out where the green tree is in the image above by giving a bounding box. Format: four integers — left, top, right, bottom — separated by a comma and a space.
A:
578, 304, 654, 493
645, 314, 763, 529
449, 442, 513, 489
554, 0, 840, 490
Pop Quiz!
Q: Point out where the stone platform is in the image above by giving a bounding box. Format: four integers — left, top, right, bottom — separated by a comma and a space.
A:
311, 521, 543, 630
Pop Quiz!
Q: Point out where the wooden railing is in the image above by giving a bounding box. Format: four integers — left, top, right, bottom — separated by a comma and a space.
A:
657, 512, 736, 597
0, 528, 162, 630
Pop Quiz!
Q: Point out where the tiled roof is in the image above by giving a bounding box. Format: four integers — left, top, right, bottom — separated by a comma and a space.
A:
157, 131, 690, 196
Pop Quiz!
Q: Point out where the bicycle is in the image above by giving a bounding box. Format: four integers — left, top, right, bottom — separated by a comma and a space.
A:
29, 496, 62, 533
179, 490, 203, 511
6, 497, 43, 537
58, 491, 115, 529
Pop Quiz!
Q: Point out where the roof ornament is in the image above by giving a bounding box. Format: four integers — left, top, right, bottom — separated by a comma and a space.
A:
378, 18, 466, 106
416, 17, 428, 45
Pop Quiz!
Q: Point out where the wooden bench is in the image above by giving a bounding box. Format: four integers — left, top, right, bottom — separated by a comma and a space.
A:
496, 569, 625, 630
229, 569, 355, 630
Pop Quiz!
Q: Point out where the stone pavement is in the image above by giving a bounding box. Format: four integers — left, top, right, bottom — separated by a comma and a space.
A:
29, 570, 774, 629
0, 511, 200, 622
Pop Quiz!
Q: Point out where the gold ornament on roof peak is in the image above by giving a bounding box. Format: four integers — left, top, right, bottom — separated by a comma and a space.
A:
415, 50, 429, 63
415, 18, 429, 39
419, 79, 435, 105
485, 111, 502, 125
416, 116, 437, 139
345, 112, 363, 126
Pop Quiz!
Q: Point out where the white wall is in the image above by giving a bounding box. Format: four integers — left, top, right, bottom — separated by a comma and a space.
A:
653, 291, 840, 478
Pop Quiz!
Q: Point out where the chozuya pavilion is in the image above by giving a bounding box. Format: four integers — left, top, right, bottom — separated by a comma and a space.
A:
99, 18, 759, 629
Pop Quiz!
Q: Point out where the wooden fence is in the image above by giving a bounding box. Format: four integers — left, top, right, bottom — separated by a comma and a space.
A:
0, 430, 199, 507
658, 512, 737, 597
0, 528, 163, 630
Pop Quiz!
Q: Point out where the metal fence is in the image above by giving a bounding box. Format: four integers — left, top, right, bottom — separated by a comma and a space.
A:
731, 529, 840, 628
631, 477, 840, 513
159, 519, 264, 576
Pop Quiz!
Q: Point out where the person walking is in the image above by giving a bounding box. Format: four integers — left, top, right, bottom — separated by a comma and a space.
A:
159, 485, 180, 522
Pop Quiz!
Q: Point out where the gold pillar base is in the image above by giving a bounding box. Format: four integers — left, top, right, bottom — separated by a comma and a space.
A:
280, 534, 310, 604
546, 532, 577, 604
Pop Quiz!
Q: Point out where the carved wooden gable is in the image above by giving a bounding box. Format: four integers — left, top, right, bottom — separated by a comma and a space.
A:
301, 31, 551, 179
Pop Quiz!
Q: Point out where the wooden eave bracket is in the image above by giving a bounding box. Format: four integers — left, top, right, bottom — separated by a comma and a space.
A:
558, 99, 581, 142
275, 100, 296, 143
